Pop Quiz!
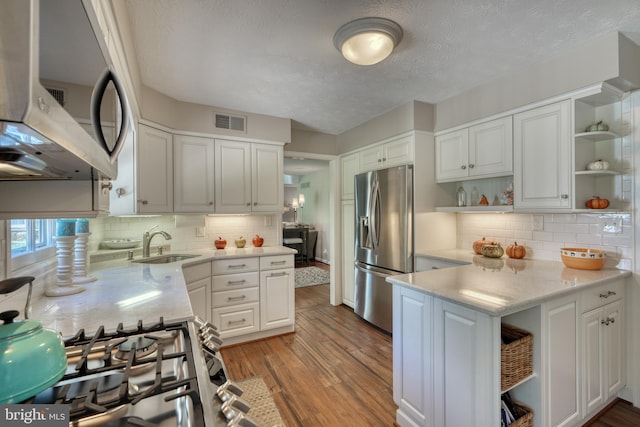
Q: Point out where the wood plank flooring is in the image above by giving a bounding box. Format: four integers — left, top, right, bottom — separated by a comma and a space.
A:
220, 263, 639, 426
220, 282, 396, 426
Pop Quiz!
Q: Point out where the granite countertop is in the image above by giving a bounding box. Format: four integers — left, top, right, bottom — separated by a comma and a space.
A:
6, 246, 296, 337
389, 251, 631, 317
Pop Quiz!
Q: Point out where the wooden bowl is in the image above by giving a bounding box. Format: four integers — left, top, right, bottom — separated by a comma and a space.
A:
560, 248, 606, 270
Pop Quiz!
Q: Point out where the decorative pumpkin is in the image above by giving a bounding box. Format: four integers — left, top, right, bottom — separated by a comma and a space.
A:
479, 194, 489, 205
586, 159, 609, 171
585, 196, 610, 209
481, 243, 504, 258
506, 242, 526, 259
473, 237, 498, 255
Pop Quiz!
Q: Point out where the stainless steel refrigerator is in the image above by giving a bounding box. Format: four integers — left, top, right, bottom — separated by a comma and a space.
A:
354, 164, 413, 333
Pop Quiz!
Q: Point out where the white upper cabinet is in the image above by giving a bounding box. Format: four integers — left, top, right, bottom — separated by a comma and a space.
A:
435, 116, 512, 182
360, 134, 414, 171
251, 143, 284, 212
215, 140, 283, 213
513, 100, 572, 210
340, 152, 360, 200
137, 124, 174, 213
174, 135, 215, 213
215, 140, 252, 213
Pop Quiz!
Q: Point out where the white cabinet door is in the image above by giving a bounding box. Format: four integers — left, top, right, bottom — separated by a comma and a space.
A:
581, 298, 625, 418
137, 124, 173, 213
392, 285, 433, 427
435, 129, 469, 181
468, 116, 513, 177
341, 200, 355, 307
260, 268, 295, 330
341, 153, 360, 200
173, 134, 215, 212
251, 143, 283, 212
360, 135, 414, 172
383, 135, 414, 166
544, 294, 580, 427
186, 276, 211, 322
514, 100, 572, 209
215, 140, 252, 213
433, 300, 495, 427
360, 145, 384, 171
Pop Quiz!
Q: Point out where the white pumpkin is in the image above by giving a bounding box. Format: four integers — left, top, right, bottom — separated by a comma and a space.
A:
586, 160, 610, 171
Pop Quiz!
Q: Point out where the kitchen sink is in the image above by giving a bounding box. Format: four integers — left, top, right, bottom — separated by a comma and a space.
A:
132, 254, 200, 264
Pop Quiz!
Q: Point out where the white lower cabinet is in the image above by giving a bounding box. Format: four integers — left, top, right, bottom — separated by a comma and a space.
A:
392, 277, 627, 427
183, 261, 212, 322
186, 254, 295, 343
543, 294, 580, 427
393, 286, 432, 427
580, 281, 625, 420
341, 200, 355, 307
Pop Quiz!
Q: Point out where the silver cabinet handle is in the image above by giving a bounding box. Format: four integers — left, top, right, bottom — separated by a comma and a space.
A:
228, 264, 247, 269
227, 295, 247, 302
228, 280, 247, 285
561, 194, 569, 199
270, 260, 287, 265
269, 272, 288, 277
253, 202, 257, 206
599, 290, 617, 298
228, 318, 246, 325
461, 165, 467, 170
101, 182, 113, 190
468, 164, 475, 169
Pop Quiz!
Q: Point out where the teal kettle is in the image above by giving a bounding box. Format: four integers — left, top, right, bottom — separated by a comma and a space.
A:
0, 277, 66, 403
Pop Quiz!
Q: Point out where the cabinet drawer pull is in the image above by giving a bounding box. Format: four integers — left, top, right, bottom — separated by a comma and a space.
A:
270, 260, 287, 265
460, 165, 467, 170
228, 280, 247, 285
599, 290, 617, 298
227, 318, 246, 325
269, 272, 288, 277
468, 163, 475, 169
227, 264, 247, 269
227, 295, 247, 302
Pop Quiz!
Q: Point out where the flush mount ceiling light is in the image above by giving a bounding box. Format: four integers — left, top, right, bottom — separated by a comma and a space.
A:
333, 17, 403, 66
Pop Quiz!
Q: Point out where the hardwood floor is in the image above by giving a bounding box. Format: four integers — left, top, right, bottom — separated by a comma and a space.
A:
220, 262, 638, 426
220, 280, 396, 425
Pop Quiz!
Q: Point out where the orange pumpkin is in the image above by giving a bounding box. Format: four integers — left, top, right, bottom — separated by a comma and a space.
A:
585, 196, 609, 209
506, 242, 526, 259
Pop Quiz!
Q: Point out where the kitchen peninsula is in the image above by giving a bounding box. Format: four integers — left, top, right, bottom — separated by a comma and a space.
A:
387, 253, 631, 427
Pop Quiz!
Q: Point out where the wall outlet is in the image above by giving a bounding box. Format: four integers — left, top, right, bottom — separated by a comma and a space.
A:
599, 215, 623, 234
532, 215, 544, 231
195, 227, 205, 237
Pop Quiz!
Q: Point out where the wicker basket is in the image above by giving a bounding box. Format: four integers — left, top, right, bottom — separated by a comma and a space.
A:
501, 323, 533, 391
510, 401, 534, 427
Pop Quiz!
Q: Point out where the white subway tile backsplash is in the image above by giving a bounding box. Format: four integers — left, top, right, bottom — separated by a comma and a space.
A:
457, 212, 632, 267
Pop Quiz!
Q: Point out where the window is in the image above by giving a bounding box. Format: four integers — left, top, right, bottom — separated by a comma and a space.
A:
10, 219, 56, 270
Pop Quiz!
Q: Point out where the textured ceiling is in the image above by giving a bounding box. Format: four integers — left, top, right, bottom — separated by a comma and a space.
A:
124, 0, 640, 136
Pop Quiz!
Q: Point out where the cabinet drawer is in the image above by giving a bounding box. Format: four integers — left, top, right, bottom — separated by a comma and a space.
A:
212, 272, 259, 291
212, 302, 260, 338
212, 257, 259, 275
182, 261, 211, 283
581, 280, 624, 313
260, 255, 294, 270
212, 287, 259, 308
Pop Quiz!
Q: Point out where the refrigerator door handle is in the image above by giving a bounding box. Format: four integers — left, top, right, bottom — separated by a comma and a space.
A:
369, 178, 380, 250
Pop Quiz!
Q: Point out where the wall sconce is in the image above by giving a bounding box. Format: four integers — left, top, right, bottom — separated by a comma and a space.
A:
291, 198, 299, 223
298, 194, 305, 224
333, 17, 403, 65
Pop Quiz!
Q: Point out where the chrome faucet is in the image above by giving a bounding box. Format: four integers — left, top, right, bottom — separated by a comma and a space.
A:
142, 225, 172, 257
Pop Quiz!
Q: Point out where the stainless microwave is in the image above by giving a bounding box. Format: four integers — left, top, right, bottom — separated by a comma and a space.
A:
0, 0, 130, 180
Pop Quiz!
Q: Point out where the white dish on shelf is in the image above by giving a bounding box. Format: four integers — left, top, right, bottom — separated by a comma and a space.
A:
102, 239, 142, 249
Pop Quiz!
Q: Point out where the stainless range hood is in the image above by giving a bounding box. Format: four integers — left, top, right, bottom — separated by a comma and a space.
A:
0, 0, 130, 181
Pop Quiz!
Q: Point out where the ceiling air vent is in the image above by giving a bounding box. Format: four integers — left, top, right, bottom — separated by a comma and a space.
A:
215, 113, 246, 132
45, 87, 65, 107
